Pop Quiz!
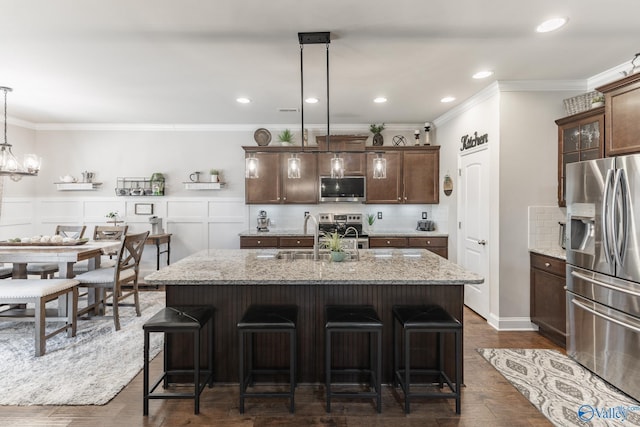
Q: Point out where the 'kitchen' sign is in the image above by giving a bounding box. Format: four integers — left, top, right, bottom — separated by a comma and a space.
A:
460, 131, 488, 151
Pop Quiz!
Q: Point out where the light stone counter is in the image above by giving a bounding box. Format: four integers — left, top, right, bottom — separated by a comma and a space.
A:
145, 248, 482, 286
239, 229, 308, 237
529, 247, 566, 260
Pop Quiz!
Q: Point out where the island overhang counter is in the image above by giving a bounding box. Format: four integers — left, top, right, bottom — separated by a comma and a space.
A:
145, 248, 483, 384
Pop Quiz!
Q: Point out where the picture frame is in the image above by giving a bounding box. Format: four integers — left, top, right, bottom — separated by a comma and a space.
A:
134, 203, 154, 215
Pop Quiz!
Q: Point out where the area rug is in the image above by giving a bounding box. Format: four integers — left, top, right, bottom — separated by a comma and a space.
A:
478, 348, 640, 427
0, 291, 165, 405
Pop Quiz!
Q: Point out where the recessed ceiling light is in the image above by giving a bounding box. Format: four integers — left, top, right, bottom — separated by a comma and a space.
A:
536, 17, 568, 33
373, 97, 387, 103
441, 96, 456, 103
472, 70, 494, 79
305, 97, 319, 104
236, 97, 251, 104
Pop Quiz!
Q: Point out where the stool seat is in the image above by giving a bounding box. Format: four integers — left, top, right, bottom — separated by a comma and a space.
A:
393, 305, 461, 329
325, 305, 383, 329
143, 305, 214, 416
144, 306, 214, 331
237, 305, 297, 329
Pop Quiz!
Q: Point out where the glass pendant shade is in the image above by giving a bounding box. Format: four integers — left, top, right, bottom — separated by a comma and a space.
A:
372, 154, 386, 179
330, 154, 344, 178
245, 154, 259, 179
288, 154, 301, 179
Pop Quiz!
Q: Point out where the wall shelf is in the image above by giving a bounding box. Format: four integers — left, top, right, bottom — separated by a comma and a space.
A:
55, 182, 102, 191
183, 182, 224, 190
116, 177, 164, 196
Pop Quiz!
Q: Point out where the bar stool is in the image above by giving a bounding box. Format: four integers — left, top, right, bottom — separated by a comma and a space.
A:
237, 304, 298, 414
143, 305, 215, 415
325, 305, 383, 413
392, 304, 462, 414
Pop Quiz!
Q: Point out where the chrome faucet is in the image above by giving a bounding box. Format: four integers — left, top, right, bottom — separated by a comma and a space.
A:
344, 226, 360, 261
304, 213, 320, 261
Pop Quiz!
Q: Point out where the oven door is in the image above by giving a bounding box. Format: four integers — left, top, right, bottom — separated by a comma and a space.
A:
567, 291, 640, 401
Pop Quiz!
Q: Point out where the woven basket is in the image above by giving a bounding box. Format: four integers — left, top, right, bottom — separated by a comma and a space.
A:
563, 91, 602, 115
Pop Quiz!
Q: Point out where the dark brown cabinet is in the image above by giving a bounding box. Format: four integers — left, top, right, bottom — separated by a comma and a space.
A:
245, 151, 317, 204
369, 235, 448, 259
365, 146, 439, 204
530, 252, 566, 348
240, 236, 313, 249
597, 73, 640, 157
555, 108, 604, 207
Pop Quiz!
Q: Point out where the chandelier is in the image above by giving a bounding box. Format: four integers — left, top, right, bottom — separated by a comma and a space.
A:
0, 87, 41, 181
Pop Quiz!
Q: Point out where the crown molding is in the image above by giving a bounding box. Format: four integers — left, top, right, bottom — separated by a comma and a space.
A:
497, 79, 586, 92
587, 62, 633, 91
434, 82, 500, 127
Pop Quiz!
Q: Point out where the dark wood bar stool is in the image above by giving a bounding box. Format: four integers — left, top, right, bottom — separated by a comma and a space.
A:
143, 305, 214, 415
237, 304, 298, 414
392, 304, 462, 414
325, 305, 383, 413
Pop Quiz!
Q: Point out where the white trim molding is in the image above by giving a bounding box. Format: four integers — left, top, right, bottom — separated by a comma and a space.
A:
487, 312, 539, 331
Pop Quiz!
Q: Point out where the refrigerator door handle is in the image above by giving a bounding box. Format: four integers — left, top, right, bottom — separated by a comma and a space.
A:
612, 168, 628, 266
570, 298, 640, 334
571, 270, 640, 298
602, 168, 615, 266
619, 168, 629, 265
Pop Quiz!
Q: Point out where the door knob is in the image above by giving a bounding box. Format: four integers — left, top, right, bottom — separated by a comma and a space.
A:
477, 239, 487, 245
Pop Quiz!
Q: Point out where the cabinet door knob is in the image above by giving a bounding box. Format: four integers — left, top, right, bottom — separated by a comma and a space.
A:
427, 240, 431, 245
398, 197, 401, 201
545, 262, 551, 267
386, 240, 391, 245
296, 240, 301, 244
404, 196, 407, 200
257, 240, 261, 244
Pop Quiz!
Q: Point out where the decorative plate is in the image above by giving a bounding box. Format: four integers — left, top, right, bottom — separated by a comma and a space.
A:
254, 128, 272, 146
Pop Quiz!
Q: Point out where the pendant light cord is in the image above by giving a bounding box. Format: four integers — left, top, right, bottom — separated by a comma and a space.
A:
326, 42, 330, 147
2, 88, 7, 145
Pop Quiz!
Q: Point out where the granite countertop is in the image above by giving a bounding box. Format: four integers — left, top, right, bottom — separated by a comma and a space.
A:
239, 229, 448, 238
529, 247, 566, 260
144, 248, 482, 286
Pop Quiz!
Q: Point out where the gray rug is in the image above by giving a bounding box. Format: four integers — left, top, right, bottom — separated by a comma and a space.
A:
0, 291, 165, 405
478, 348, 640, 427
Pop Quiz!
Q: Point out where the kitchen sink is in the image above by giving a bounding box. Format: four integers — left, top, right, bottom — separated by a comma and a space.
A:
276, 250, 357, 262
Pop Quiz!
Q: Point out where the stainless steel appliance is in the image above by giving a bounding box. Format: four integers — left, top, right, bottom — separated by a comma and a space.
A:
256, 210, 270, 232
318, 213, 369, 248
319, 176, 366, 203
565, 155, 640, 401
417, 219, 435, 231
558, 221, 566, 249
148, 216, 164, 235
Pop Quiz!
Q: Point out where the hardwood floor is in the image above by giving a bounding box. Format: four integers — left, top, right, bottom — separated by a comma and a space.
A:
0, 306, 562, 426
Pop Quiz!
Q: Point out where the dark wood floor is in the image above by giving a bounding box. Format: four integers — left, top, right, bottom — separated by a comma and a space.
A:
0, 305, 562, 427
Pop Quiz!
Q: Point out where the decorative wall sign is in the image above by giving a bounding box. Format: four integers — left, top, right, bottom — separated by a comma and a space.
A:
460, 131, 488, 151
135, 203, 154, 215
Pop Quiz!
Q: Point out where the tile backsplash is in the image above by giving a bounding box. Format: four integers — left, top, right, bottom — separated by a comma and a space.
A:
528, 206, 566, 249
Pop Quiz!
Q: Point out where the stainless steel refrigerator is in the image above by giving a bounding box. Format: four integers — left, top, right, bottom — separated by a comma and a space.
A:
566, 154, 640, 401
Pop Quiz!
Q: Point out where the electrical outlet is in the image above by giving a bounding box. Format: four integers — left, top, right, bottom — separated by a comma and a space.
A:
304, 211, 309, 218
422, 212, 427, 219
377, 212, 383, 220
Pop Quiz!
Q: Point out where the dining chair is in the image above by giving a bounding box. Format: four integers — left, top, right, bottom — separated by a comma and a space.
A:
26, 225, 87, 279
75, 231, 149, 330
73, 225, 129, 274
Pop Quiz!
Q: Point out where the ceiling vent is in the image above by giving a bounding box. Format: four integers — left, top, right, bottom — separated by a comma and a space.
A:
277, 107, 299, 113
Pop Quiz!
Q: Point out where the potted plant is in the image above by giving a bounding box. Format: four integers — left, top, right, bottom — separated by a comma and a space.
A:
105, 211, 120, 225
326, 231, 346, 262
278, 129, 295, 146
366, 213, 376, 232
591, 95, 605, 108
209, 169, 219, 183
370, 123, 385, 146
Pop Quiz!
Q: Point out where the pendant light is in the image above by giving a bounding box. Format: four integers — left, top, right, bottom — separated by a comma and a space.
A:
0, 87, 41, 181
372, 153, 386, 179
287, 153, 301, 179
330, 154, 344, 178
245, 153, 259, 179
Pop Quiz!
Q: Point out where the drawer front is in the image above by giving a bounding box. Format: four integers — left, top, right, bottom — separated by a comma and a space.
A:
240, 236, 279, 248
530, 253, 566, 277
279, 236, 314, 248
426, 247, 448, 259
407, 236, 447, 248
368, 237, 408, 248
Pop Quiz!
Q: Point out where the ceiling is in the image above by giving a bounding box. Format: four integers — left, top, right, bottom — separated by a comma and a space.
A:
1, 0, 638, 126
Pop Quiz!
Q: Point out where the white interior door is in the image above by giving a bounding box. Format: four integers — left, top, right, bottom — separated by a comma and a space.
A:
458, 147, 490, 319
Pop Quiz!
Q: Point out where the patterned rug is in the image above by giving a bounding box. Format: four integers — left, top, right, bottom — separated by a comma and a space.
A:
478, 349, 640, 427
0, 291, 165, 405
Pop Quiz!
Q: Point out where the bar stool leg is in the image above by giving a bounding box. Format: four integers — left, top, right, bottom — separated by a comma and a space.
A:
325, 328, 331, 413
143, 330, 150, 416
208, 323, 214, 387
194, 329, 200, 414
455, 329, 462, 414
438, 332, 444, 389
376, 329, 382, 413
404, 329, 411, 414
239, 330, 245, 414
289, 329, 295, 413
163, 333, 169, 389
393, 317, 398, 388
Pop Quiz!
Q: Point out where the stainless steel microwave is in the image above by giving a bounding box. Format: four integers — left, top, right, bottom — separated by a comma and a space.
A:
319, 176, 365, 203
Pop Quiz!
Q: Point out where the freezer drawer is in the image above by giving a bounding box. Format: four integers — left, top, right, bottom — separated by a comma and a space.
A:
567, 291, 640, 401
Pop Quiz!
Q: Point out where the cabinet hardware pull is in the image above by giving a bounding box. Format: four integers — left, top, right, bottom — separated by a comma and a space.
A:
387, 240, 391, 244
427, 241, 431, 245
544, 262, 551, 267
257, 240, 261, 244
297, 240, 300, 244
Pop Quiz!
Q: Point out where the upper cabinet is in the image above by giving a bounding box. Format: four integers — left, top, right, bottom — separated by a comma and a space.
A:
317, 152, 366, 176
365, 146, 439, 204
555, 107, 604, 207
245, 151, 317, 204
597, 73, 640, 157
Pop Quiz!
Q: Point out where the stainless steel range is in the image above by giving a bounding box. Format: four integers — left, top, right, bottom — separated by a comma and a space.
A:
318, 213, 369, 249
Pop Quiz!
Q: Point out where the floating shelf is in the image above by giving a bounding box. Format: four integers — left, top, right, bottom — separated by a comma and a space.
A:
55, 182, 102, 191
116, 177, 164, 196
183, 182, 224, 190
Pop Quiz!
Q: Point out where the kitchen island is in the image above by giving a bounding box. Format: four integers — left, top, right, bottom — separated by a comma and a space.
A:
145, 248, 483, 384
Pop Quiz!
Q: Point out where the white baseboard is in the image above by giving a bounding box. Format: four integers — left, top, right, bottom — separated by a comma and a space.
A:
486, 312, 539, 331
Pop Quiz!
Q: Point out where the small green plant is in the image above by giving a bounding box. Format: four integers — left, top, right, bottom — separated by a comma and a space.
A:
210, 169, 219, 175
326, 231, 344, 253
105, 211, 119, 219
278, 129, 295, 143
366, 213, 376, 226
592, 95, 605, 103
369, 123, 385, 134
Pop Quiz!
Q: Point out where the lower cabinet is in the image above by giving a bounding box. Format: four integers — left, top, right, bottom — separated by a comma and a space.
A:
240, 236, 313, 249
368, 236, 448, 259
530, 252, 567, 348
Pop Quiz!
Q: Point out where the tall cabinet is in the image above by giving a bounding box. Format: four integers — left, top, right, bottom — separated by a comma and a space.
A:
597, 72, 640, 157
